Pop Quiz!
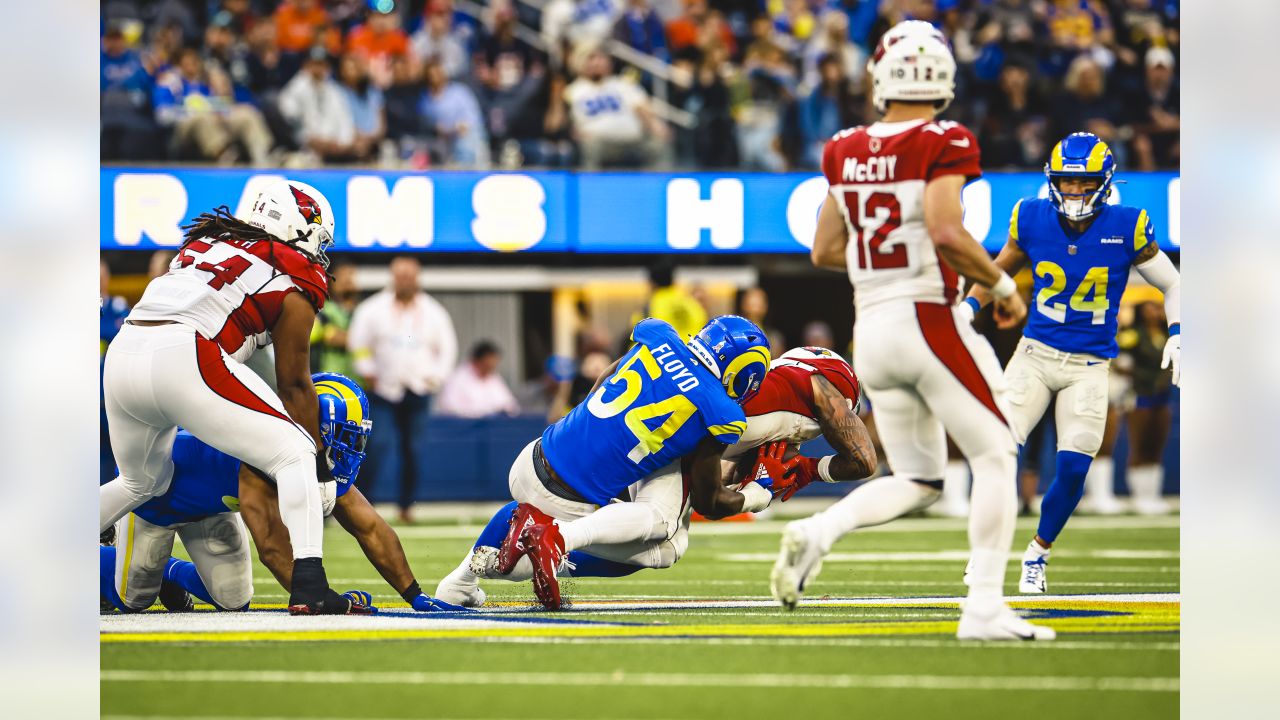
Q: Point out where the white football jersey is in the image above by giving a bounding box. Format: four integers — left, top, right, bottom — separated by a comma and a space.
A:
822, 119, 983, 314
130, 237, 328, 362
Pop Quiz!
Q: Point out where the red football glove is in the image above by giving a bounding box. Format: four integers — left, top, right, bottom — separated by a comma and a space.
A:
748, 442, 788, 494
776, 454, 820, 501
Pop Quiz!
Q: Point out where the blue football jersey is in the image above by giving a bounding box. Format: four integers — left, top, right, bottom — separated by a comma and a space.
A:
1013, 198, 1154, 358
133, 430, 353, 526
541, 318, 747, 505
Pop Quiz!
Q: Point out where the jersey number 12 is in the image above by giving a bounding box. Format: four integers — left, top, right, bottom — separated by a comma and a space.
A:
843, 190, 906, 270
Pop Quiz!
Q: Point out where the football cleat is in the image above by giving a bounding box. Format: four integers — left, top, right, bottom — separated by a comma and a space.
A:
957, 603, 1056, 641
522, 519, 567, 610
288, 589, 377, 616
100, 526, 116, 547
469, 545, 501, 578
497, 503, 554, 575
771, 521, 825, 611
158, 580, 195, 612
1019, 554, 1048, 594
434, 564, 489, 609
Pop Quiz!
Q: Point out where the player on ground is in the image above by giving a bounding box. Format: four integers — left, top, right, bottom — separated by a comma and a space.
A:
99, 180, 345, 614
958, 132, 1181, 593
433, 346, 878, 607
772, 21, 1054, 640
100, 373, 465, 614
436, 315, 772, 609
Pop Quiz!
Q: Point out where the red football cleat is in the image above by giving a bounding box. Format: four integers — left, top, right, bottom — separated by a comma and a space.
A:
497, 503, 555, 575
522, 520, 566, 610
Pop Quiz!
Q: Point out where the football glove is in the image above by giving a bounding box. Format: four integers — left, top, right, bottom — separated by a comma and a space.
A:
740, 443, 783, 513
410, 593, 474, 613
1161, 333, 1180, 387
776, 454, 820, 502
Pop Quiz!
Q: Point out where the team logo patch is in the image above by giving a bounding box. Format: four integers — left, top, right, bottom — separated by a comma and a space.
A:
289, 185, 324, 226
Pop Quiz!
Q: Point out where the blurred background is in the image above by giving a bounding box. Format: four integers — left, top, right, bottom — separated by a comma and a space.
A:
99, 0, 1180, 520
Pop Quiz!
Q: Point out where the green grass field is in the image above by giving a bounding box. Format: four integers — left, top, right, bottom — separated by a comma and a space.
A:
101, 511, 1179, 719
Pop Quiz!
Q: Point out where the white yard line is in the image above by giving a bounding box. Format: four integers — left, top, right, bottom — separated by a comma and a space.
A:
456, 636, 1180, 651
720, 549, 1178, 562
100, 669, 1178, 693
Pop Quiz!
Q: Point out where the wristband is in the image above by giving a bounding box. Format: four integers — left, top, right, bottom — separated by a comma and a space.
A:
1168, 323, 1180, 336
990, 273, 1016, 300
400, 580, 423, 604
817, 455, 836, 483
963, 297, 982, 315
740, 482, 772, 513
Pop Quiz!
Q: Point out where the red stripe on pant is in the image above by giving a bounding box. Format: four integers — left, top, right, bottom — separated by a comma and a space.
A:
914, 302, 1007, 425
193, 334, 306, 434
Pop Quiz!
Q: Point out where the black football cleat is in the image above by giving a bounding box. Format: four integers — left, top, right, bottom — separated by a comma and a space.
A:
158, 580, 194, 612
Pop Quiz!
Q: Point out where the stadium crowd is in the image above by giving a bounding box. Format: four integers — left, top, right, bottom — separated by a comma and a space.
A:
102, 0, 1180, 171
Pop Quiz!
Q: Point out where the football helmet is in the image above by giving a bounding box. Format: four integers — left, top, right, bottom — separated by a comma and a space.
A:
313, 372, 372, 485
687, 315, 771, 405
240, 180, 336, 269
868, 20, 956, 113
1045, 132, 1115, 221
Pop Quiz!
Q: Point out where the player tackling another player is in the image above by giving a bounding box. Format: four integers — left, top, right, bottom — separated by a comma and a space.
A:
99, 180, 353, 614
101, 373, 464, 614
959, 132, 1181, 593
773, 20, 1054, 640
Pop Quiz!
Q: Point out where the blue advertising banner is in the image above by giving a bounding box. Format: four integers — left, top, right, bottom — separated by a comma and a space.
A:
102, 168, 1180, 254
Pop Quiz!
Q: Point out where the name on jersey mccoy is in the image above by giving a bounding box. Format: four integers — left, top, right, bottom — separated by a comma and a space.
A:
651, 342, 700, 392
842, 155, 899, 183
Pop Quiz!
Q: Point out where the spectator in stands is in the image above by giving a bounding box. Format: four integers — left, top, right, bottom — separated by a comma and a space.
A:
153, 47, 273, 164
639, 261, 707, 341
978, 60, 1048, 168
349, 256, 458, 523
218, 0, 261, 36
738, 287, 786, 353
338, 53, 386, 162
476, 0, 544, 95
411, 1, 470, 79
800, 10, 866, 94
1118, 297, 1174, 515
670, 45, 738, 169
435, 340, 521, 418
1127, 46, 1179, 170
769, 0, 818, 56
203, 12, 253, 93
383, 54, 427, 160
310, 264, 359, 378
148, 250, 176, 280
1051, 54, 1124, 156
245, 17, 293, 97
421, 56, 491, 167
613, 0, 667, 61
101, 24, 158, 161
278, 49, 359, 163
666, 0, 735, 56
274, 0, 341, 56
802, 320, 835, 350
345, 4, 411, 83
1042, 0, 1115, 77
564, 45, 669, 169
798, 54, 859, 169
543, 0, 620, 62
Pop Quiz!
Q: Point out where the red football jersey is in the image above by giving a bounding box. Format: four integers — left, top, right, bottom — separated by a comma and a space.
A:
130, 236, 329, 362
724, 347, 862, 461
822, 118, 982, 311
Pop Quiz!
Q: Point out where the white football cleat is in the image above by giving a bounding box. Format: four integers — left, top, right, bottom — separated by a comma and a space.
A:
771, 521, 825, 611
432, 549, 495, 608
1019, 553, 1048, 594
957, 603, 1056, 641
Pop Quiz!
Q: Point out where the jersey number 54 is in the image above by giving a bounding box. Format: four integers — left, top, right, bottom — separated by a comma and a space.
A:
586, 346, 697, 464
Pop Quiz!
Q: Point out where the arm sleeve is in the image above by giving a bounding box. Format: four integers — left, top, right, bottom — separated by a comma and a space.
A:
1008, 199, 1025, 250
1135, 250, 1181, 326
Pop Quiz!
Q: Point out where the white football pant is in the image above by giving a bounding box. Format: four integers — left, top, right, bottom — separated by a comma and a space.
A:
111, 511, 253, 611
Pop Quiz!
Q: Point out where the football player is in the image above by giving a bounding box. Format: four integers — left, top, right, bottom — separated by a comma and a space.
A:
958, 132, 1181, 593
776, 20, 1054, 640
435, 315, 773, 609
433, 346, 878, 608
99, 180, 345, 614
100, 373, 464, 614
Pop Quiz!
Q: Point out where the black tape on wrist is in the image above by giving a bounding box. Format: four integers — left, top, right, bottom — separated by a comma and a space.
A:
290, 557, 328, 606
400, 580, 422, 604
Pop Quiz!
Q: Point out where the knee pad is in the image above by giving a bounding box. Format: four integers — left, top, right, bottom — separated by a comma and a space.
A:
908, 478, 944, 508
1060, 430, 1102, 457
211, 582, 253, 612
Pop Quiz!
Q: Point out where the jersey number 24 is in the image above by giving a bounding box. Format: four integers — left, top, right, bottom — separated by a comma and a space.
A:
1035, 261, 1109, 325
586, 346, 697, 464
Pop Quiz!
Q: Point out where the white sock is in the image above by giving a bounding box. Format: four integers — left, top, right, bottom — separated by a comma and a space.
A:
1025, 538, 1050, 558
274, 455, 324, 559
1084, 456, 1116, 504
965, 449, 1018, 604
559, 502, 668, 553
444, 552, 479, 584
809, 475, 941, 552
941, 460, 971, 513
1128, 465, 1164, 504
